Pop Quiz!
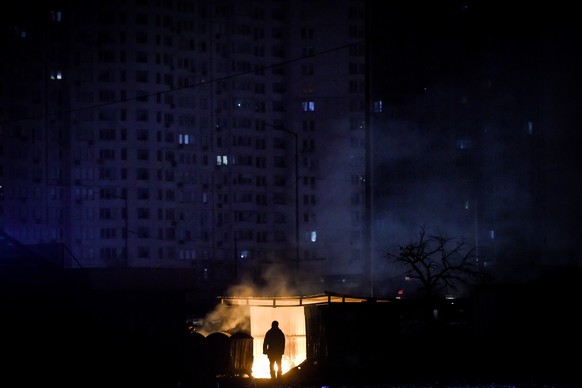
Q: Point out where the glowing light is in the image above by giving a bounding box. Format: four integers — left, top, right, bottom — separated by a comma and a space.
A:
252, 353, 297, 379
217, 294, 391, 379
249, 305, 306, 379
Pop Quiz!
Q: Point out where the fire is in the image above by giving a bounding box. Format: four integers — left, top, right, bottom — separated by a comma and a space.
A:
251, 353, 297, 379
249, 305, 306, 379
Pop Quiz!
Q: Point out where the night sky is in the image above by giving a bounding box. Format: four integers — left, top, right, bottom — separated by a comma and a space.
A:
368, 1, 582, 278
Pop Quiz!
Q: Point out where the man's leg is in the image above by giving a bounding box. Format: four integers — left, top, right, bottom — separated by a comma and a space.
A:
275, 356, 283, 378
269, 358, 276, 379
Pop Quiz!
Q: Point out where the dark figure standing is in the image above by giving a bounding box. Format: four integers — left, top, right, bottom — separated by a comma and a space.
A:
263, 320, 285, 379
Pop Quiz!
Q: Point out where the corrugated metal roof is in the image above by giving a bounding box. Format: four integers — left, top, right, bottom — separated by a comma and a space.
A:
218, 291, 391, 307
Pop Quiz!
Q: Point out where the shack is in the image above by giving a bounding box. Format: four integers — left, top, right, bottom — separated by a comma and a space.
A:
217, 291, 399, 381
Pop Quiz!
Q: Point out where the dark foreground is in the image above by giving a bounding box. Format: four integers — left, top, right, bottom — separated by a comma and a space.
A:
1, 275, 580, 388
213, 375, 576, 388
182, 356, 579, 388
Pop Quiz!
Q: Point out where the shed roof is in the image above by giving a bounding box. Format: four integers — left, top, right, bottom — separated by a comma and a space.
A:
218, 291, 391, 307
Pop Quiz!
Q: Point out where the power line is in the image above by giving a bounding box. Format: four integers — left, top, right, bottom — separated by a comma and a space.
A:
0, 40, 365, 126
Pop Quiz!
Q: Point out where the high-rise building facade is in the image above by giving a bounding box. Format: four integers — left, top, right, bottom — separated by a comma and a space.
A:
0, 0, 367, 290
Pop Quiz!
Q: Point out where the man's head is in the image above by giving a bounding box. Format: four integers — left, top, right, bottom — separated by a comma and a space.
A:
272, 320, 279, 328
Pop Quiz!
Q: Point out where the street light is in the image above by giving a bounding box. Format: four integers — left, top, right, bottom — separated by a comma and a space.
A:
265, 122, 300, 269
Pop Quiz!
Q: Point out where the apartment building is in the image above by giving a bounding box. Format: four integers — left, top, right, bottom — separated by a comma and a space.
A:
0, 0, 368, 290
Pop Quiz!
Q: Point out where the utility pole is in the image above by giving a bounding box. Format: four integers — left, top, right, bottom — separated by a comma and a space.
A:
123, 193, 128, 267
364, 0, 374, 297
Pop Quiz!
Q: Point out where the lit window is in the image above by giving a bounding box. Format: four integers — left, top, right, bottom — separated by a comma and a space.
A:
373, 100, 383, 112
311, 230, 317, 242
50, 70, 63, 80
179, 133, 190, 144
302, 101, 315, 112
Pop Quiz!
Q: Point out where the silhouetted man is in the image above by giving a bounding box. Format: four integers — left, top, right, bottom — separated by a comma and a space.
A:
262, 320, 285, 379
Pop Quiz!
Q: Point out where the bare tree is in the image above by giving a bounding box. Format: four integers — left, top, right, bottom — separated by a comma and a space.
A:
385, 227, 484, 301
